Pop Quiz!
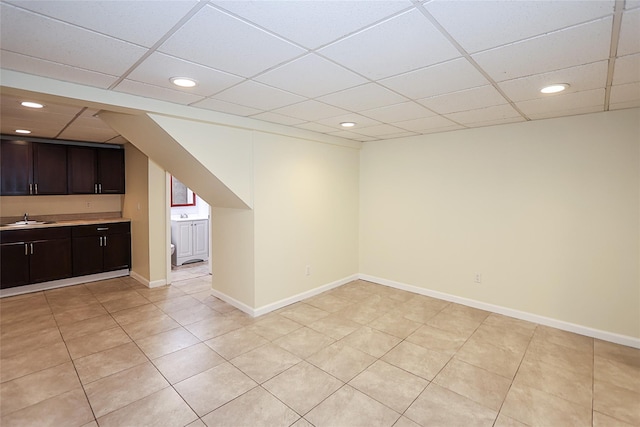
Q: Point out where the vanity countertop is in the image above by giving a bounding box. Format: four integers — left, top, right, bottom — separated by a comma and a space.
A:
171, 216, 209, 222
0, 217, 131, 231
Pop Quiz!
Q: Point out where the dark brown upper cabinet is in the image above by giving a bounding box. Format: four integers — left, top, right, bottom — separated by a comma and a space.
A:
0, 139, 67, 196
68, 146, 125, 194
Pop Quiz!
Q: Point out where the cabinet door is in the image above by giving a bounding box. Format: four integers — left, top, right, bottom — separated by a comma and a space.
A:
29, 239, 72, 283
68, 146, 98, 194
33, 143, 68, 195
176, 222, 194, 258
192, 220, 208, 258
0, 242, 30, 288
72, 235, 104, 276
102, 233, 131, 272
0, 139, 32, 196
98, 149, 125, 194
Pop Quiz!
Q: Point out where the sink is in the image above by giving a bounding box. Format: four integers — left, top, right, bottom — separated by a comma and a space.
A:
2, 220, 56, 226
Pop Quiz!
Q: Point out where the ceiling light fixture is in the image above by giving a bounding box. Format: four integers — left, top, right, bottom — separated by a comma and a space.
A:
340, 122, 356, 128
540, 83, 569, 94
21, 101, 44, 109
15, 129, 31, 134
170, 77, 197, 88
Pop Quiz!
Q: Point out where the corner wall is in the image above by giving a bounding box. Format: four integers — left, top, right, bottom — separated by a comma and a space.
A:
360, 109, 640, 339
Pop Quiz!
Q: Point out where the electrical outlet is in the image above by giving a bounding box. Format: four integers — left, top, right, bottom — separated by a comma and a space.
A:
86, 202, 91, 208
305, 265, 311, 276
474, 273, 482, 284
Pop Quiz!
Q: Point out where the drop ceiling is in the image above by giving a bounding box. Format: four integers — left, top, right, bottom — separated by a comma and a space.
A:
0, 0, 638, 144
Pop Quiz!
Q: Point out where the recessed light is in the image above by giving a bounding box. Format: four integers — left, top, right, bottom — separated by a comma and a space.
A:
21, 101, 44, 109
540, 84, 569, 94
170, 77, 197, 88
340, 122, 356, 128
15, 129, 31, 134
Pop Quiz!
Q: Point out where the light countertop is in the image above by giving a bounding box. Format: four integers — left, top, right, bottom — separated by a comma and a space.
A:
0, 217, 130, 231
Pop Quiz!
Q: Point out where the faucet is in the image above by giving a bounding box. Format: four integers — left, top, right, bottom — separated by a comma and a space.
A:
24, 212, 29, 222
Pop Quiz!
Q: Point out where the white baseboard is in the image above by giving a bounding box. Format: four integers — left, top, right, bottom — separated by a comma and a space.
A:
130, 271, 166, 289
359, 274, 640, 349
0, 269, 129, 298
208, 288, 255, 316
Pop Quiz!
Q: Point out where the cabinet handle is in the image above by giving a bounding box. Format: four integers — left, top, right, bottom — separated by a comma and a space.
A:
98, 183, 102, 193
24, 243, 28, 255
97, 227, 109, 231
34, 183, 38, 195
30, 243, 34, 255
94, 184, 98, 194
104, 236, 107, 246
99, 236, 103, 247
29, 183, 33, 195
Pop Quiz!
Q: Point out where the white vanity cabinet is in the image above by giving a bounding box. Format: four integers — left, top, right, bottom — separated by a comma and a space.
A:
171, 219, 209, 266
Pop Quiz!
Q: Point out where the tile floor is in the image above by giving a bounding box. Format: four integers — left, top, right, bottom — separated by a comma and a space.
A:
0, 271, 638, 427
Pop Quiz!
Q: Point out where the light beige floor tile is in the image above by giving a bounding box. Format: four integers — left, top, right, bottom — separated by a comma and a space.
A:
593, 410, 636, 427
58, 314, 119, 341
152, 342, 225, 384
185, 419, 206, 427
359, 294, 402, 314
405, 383, 497, 427
482, 313, 537, 338
248, 314, 303, 341
305, 293, 353, 313
594, 339, 640, 367
273, 326, 335, 359
306, 385, 400, 427
514, 356, 592, 408
167, 303, 219, 326
595, 355, 640, 393
120, 313, 182, 340
0, 313, 57, 340
501, 383, 592, 426
278, 303, 331, 325
533, 325, 593, 353
375, 287, 415, 303
201, 386, 299, 427
0, 302, 51, 325
400, 303, 445, 324
231, 343, 301, 383
307, 342, 376, 382
593, 379, 640, 425
97, 386, 198, 427
369, 311, 421, 339
434, 359, 511, 411
47, 295, 100, 313
494, 413, 528, 427
0, 341, 70, 383
406, 324, 468, 357
263, 361, 343, 414
471, 323, 531, 354
307, 313, 361, 340
110, 303, 166, 326
171, 278, 212, 295
426, 311, 483, 336
174, 362, 257, 416
0, 327, 63, 358
290, 418, 313, 427
65, 327, 131, 359
393, 416, 422, 427
0, 388, 94, 427
349, 360, 428, 413
101, 292, 150, 313
135, 327, 200, 359
335, 303, 382, 324
441, 303, 490, 323
84, 361, 168, 418
185, 315, 246, 341
382, 340, 451, 381
154, 295, 203, 314
339, 326, 401, 358
204, 327, 269, 359
53, 302, 108, 325
74, 342, 148, 384
455, 336, 524, 379
525, 338, 593, 378
329, 286, 374, 302
135, 285, 188, 302
0, 362, 80, 415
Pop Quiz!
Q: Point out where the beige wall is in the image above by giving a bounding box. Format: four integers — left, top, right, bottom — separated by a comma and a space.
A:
147, 159, 167, 284
360, 109, 640, 338
0, 194, 121, 218
253, 132, 360, 308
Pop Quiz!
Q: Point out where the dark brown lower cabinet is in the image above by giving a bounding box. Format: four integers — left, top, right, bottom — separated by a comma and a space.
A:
72, 222, 131, 277
0, 227, 72, 289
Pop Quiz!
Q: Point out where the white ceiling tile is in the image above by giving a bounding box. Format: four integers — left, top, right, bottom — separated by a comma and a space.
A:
0, 4, 147, 76
380, 58, 489, 99
444, 104, 521, 125
212, 0, 411, 49
0, 94, 83, 117
625, 1, 640, 9
58, 124, 119, 143
158, 5, 305, 78
355, 124, 408, 137
418, 85, 508, 114
610, 82, 640, 106
317, 83, 407, 112
114, 80, 205, 105
425, 0, 614, 53
498, 61, 609, 102
0, 122, 64, 139
516, 88, 605, 116
613, 54, 640, 85
527, 105, 603, 120
191, 98, 263, 117
271, 100, 350, 122
315, 114, 381, 131
319, 9, 460, 80
127, 53, 244, 97
473, 18, 612, 82
327, 130, 372, 141
392, 115, 460, 132
618, 8, 640, 56
254, 54, 367, 98
373, 131, 420, 140
353, 136, 381, 142
213, 80, 305, 111
4, 0, 199, 47
361, 102, 436, 123
249, 112, 306, 126
294, 122, 339, 134
462, 116, 526, 128
0, 51, 118, 89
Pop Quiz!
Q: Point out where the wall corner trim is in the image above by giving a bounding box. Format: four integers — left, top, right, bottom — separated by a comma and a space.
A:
130, 271, 166, 289
359, 274, 640, 349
